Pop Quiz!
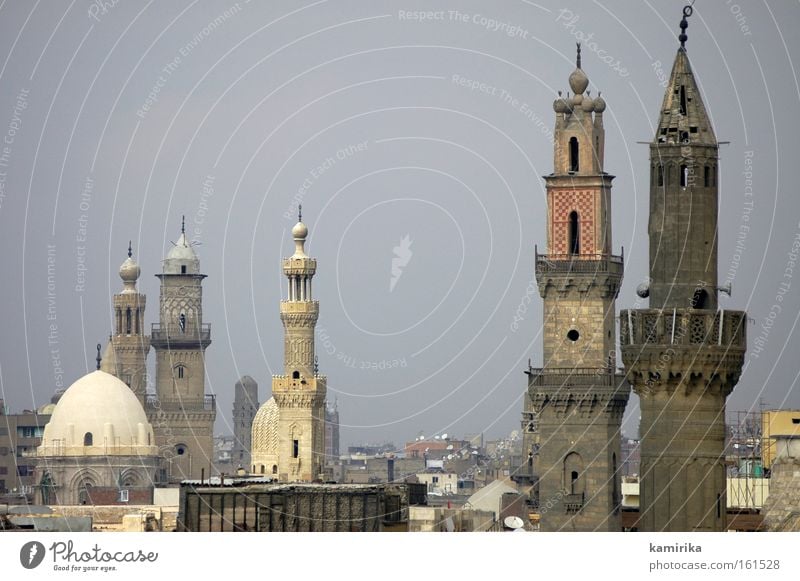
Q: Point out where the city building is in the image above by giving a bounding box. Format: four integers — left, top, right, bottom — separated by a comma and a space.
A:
148, 219, 217, 481
177, 480, 421, 532
324, 399, 340, 463
0, 401, 51, 501
526, 43, 629, 531
620, 11, 747, 532
762, 410, 800, 469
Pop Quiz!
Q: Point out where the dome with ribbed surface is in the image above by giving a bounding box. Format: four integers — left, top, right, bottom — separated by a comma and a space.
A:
251, 397, 279, 458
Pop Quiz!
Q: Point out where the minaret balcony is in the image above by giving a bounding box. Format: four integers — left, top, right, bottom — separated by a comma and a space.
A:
151, 323, 211, 346
620, 308, 746, 394
620, 308, 746, 350
145, 394, 216, 412
535, 251, 623, 276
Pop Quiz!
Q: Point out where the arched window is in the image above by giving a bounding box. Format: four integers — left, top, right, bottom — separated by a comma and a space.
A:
569, 137, 579, 172
83, 432, 93, 446
292, 370, 300, 380
563, 452, 584, 495
704, 166, 711, 187
272, 465, 278, 475
260, 465, 265, 474
568, 211, 580, 255
78, 482, 92, 505
657, 164, 664, 187
680, 164, 688, 187
176, 365, 185, 379
125, 307, 132, 334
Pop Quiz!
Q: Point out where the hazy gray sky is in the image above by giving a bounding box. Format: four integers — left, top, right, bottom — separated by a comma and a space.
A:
0, 1, 798, 448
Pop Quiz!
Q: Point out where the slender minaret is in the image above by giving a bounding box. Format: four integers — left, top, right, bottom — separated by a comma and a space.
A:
528, 44, 629, 531
232, 376, 259, 469
101, 243, 150, 404
148, 218, 216, 481
620, 7, 746, 531
272, 207, 327, 481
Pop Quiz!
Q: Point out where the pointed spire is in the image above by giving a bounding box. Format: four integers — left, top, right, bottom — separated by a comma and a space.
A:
679, 5, 693, 49
127, 241, 132, 258
654, 42, 716, 145
576, 42, 582, 69
96, 343, 102, 370
181, 215, 185, 234
298, 204, 302, 223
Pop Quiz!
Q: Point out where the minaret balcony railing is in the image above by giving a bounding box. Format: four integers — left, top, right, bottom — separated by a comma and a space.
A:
145, 394, 216, 412
151, 323, 211, 343
620, 308, 746, 349
526, 366, 619, 388
535, 250, 623, 275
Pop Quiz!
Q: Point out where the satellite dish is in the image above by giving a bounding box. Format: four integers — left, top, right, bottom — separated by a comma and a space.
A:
504, 516, 524, 530
636, 282, 650, 298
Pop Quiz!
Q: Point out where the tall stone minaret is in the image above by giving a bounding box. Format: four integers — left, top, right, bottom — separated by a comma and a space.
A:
232, 375, 259, 469
528, 44, 629, 531
620, 8, 746, 531
148, 218, 216, 481
272, 208, 326, 482
101, 242, 150, 404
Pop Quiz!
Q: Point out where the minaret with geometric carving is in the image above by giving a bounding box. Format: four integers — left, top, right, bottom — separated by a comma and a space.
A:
620, 7, 746, 531
272, 208, 327, 482
101, 243, 150, 405
148, 218, 216, 482
527, 44, 629, 531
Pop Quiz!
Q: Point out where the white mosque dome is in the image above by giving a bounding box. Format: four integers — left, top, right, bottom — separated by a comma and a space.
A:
38, 370, 158, 457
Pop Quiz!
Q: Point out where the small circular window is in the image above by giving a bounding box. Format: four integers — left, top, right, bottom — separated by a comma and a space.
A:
176, 446, 186, 456
567, 329, 580, 342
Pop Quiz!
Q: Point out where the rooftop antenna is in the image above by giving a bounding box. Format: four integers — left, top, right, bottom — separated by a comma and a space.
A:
96, 343, 102, 370
679, 4, 694, 49
181, 215, 186, 234
298, 204, 302, 223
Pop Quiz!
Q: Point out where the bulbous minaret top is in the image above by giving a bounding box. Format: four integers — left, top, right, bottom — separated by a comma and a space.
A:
119, 241, 141, 293
291, 205, 309, 258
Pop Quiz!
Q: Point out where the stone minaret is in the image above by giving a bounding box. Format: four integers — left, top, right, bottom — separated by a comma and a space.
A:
272, 208, 326, 482
101, 243, 150, 404
232, 375, 259, 469
529, 44, 629, 531
148, 218, 216, 481
620, 8, 746, 531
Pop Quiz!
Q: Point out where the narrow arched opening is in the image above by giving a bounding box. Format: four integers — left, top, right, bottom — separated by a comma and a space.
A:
83, 432, 93, 446
569, 137, 579, 172
568, 211, 580, 255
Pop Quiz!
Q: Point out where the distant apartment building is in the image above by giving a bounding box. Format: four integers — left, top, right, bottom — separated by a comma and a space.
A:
0, 399, 52, 500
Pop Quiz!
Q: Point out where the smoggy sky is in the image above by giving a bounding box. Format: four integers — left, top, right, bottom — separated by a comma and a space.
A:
0, 1, 798, 449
